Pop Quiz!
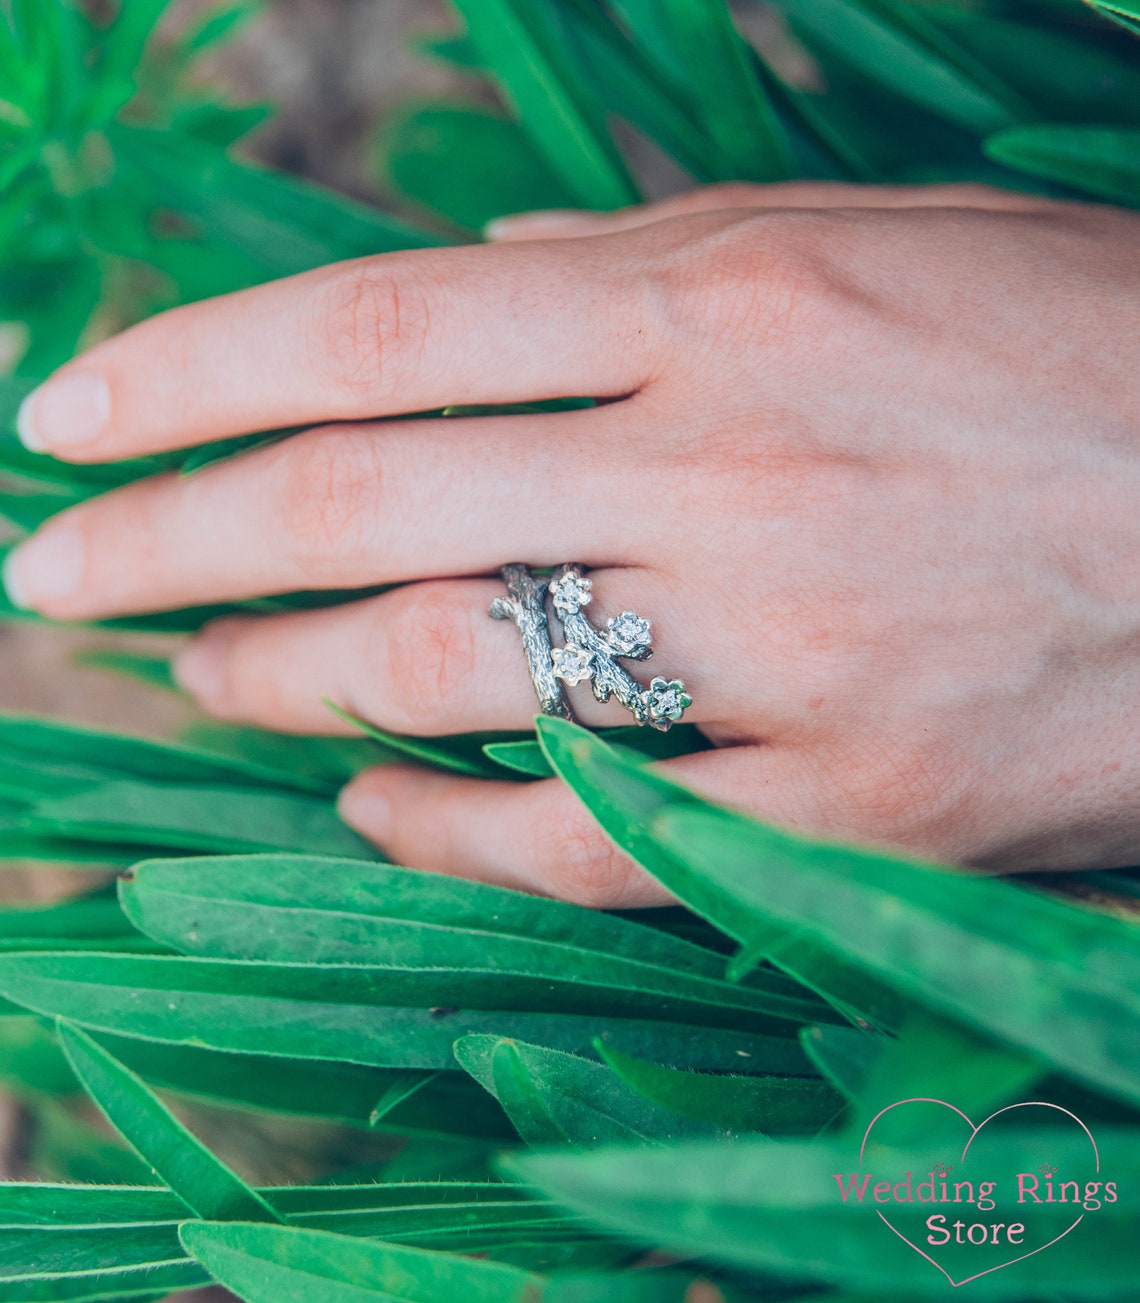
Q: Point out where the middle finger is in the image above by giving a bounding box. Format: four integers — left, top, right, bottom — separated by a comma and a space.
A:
3, 408, 633, 621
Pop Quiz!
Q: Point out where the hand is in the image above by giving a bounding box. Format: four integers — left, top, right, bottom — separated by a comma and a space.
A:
6, 182, 1140, 906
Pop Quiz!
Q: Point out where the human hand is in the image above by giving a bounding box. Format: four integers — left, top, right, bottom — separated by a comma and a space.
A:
6, 182, 1140, 905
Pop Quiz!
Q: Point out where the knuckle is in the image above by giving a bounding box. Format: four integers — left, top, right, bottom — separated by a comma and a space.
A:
382, 586, 479, 728
544, 810, 637, 908
278, 427, 386, 579
658, 212, 858, 368
314, 261, 434, 403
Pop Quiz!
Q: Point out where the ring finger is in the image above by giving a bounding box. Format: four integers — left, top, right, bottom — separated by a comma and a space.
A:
3, 408, 634, 621
173, 568, 714, 738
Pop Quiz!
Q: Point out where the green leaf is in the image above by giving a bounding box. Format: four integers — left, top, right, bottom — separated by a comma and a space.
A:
643, 0, 791, 178
985, 125, 1140, 205
381, 103, 578, 232
178, 0, 262, 55
1088, 0, 1140, 37
486, 1039, 568, 1144
847, 1010, 1044, 1146
484, 723, 709, 779
178, 720, 378, 790
412, 32, 485, 70
774, 0, 1023, 136
85, 1030, 514, 1138
73, 649, 179, 693
56, 1021, 280, 1223
512, 1129, 1140, 1293
534, 717, 904, 1031
658, 804, 1140, 1106
0, 1222, 204, 1298
0, 1014, 77, 1095
180, 1220, 543, 1303
177, 426, 295, 475
118, 855, 825, 1032
0, 950, 806, 1073
531, 0, 739, 184
598, 1041, 842, 1134
455, 1034, 713, 1144
536, 719, 1140, 1105
24, 779, 378, 857
0, 713, 348, 795
0, 1181, 186, 1226
0, 487, 72, 532
0, 889, 133, 946
323, 700, 521, 778
0, 1180, 577, 1297
926, 9, 1140, 126
171, 98, 275, 149
799, 1024, 885, 1101
0, 1176, 571, 1242
447, 0, 638, 208
82, 0, 168, 123
106, 123, 439, 284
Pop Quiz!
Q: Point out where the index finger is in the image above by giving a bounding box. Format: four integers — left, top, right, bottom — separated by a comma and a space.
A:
17, 237, 659, 462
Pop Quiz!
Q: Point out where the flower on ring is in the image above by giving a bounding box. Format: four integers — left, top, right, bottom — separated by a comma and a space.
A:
551, 571, 593, 614
551, 644, 594, 686
646, 676, 692, 722
605, 610, 652, 656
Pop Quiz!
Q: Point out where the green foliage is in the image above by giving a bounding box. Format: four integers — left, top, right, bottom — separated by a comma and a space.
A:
56, 1022, 281, 1223
381, 104, 580, 234
510, 1128, 1140, 1296
179, 1221, 543, 1303
536, 717, 1140, 1105
2, 1, 1140, 1300
985, 124, 1140, 202
454, 1034, 716, 1144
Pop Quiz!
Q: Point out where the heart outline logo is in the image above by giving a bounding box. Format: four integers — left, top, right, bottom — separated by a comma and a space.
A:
859, 1098, 1099, 1288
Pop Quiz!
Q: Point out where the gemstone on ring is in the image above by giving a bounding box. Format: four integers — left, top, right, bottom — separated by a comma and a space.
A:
604, 610, 653, 658
551, 644, 594, 685
645, 676, 693, 724
550, 571, 593, 615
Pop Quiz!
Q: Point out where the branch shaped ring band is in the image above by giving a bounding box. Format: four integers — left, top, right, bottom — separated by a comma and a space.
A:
489, 563, 693, 731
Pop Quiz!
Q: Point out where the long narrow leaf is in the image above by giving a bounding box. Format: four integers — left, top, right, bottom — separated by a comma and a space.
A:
180, 1220, 542, 1303
57, 1022, 280, 1223
118, 856, 827, 1029
0, 951, 810, 1074
448, 0, 638, 208
985, 125, 1140, 205
455, 1034, 713, 1144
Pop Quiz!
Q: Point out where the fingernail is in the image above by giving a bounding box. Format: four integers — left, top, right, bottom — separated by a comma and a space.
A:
17, 373, 111, 452
484, 209, 590, 240
338, 780, 393, 843
173, 639, 228, 703
1, 525, 86, 610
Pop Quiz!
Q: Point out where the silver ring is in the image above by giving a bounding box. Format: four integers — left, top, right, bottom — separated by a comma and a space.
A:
490, 563, 693, 731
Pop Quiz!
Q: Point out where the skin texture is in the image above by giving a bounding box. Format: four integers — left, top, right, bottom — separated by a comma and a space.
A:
5, 182, 1140, 906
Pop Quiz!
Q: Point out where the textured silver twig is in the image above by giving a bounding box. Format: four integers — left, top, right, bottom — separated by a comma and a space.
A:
550, 565, 693, 731
550, 564, 656, 725
491, 563, 692, 731
489, 563, 572, 719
